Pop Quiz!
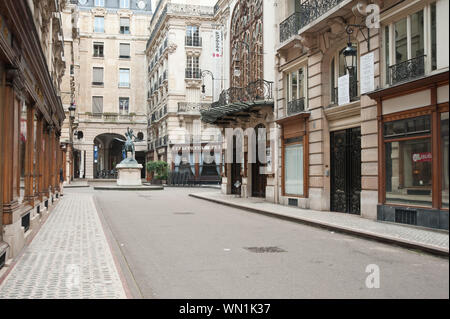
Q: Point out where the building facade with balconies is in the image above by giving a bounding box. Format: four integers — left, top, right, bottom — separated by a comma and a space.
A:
201, 0, 278, 200
63, 0, 152, 180
146, 0, 222, 185
274, 0, 448, 230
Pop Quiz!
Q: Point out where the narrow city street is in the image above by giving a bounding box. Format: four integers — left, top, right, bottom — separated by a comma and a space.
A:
89, 187, 448, 299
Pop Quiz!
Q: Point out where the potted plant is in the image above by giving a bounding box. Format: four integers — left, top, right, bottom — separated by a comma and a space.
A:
146, 161, 168, 185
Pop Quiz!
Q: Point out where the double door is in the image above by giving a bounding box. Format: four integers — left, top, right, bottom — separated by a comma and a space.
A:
330, 128, 361, 215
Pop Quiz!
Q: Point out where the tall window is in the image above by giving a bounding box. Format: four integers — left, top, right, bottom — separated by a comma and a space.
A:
284, 137, 304, 196
92, 67, 104, 85
383, 3, 436, 85
94, 42, 104, 57
286, 66, 307, 115
94, 16, 104, 33
92, 96, 104, 114
442, 112, 449, 209
186, 56, 200, 79
120, 0, 130, 9
119, 68, 130, 88
186, 26, 201, 47
119, 43, 130, 58
330, 44, 358, 105
95, 0, 104, 7
119, 98, 129, 115
120, 18, 130, 34
230, 0, 263, 88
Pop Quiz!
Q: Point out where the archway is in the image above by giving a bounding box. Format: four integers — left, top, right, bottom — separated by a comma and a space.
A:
93, 133, 125, 179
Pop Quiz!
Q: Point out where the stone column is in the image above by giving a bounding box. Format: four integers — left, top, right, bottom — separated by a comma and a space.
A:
85, 145, 94, 179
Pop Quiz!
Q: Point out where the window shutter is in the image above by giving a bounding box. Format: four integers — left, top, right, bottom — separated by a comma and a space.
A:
120, 18, 130, 27
92, 97, 103, 114
120, 44, 130, 57
93, 68, 103, 83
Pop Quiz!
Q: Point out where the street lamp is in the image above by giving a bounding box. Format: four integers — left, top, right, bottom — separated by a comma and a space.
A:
343, 42, 357, 72
69, 103, 76, 120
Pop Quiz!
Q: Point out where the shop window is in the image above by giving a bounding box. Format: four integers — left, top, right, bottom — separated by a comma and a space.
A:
19, 103, 27, 204
384, 116, 432, 207
284, 136, 304, 196
442, 112, 449, 209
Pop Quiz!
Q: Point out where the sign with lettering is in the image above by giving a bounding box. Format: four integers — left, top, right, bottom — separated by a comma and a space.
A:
338, 73, 350, 106
360, 52, 375, 94
412, 152, 432, 162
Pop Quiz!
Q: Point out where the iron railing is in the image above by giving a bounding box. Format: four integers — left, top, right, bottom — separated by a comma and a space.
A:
156, 135, 168, 148
287, 98, 306, 116
389, 55, 426, 86
298, 0, 345, 30
178, 102, 211, 113
280, 12, 302, 43
211, 80, 273, 109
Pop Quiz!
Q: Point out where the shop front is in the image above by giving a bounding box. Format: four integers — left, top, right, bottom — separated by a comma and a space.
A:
369, 72, 449, 230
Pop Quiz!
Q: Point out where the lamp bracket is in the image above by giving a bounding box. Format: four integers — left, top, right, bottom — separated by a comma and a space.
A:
345, 24, 370, 51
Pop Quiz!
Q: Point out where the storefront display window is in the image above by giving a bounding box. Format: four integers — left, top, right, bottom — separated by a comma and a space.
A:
384, 116, 432, 207
284, 137, 304, 196
442, 112, 449, 208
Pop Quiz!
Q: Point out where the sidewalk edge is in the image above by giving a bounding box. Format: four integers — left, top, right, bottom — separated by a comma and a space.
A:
189, 194, 449, 257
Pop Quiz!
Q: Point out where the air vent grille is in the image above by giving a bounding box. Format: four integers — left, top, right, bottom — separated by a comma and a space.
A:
395, 208, 417, 226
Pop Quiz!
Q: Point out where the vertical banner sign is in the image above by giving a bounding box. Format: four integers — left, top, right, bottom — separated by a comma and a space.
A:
338, 73, 350, 106
360, 52, 375, 94
212, 29, 223, 100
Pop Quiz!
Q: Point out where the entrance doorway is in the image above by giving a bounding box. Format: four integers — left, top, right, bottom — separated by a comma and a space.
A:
330, 127, 361, 215
252, 124, 267, 198
231, 136, 242, 195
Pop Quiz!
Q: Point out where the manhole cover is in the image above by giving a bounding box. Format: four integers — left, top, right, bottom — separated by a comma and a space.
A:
173, 212, 195, 215
244, 247, 286, 253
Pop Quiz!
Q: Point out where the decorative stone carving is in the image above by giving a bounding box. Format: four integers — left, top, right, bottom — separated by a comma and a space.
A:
91, 7, 107, 16
300, 33, 318, 51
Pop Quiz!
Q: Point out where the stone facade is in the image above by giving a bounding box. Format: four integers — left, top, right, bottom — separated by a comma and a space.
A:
60, 0, 152, 180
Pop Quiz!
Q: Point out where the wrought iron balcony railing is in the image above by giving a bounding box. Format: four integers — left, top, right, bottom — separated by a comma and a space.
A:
156, 135, 168, 148
287, 98, 306, 116
389, 55, 426, 86
279, 0, 346, 43
211, 80, 273, 109
280, 12, 302, 43
178, 102, 211, 113
331, 78, 359, 105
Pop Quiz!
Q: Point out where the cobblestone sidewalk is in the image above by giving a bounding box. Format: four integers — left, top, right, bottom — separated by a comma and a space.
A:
0, 194, 126, 299
190, 192, 449, 255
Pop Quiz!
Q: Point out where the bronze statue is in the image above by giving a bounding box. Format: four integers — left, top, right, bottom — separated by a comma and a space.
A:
115, 127, 141, 161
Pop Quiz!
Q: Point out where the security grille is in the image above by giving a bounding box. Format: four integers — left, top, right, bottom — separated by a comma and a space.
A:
244, 247, 286, 253
395, 209, 417, 226
22, 213, 30, 233
0, 251, 5, 270
288, 198, 298, 207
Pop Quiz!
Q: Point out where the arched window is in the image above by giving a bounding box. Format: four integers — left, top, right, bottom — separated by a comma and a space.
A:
230, 0, 263, 88
330, 43, 359, 105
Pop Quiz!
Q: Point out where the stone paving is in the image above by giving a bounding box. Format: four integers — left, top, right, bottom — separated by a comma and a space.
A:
0, 194, 126, 299
190, 192, 449, 254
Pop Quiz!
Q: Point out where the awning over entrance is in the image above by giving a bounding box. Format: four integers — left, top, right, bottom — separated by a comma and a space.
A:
201, 80, 274, 125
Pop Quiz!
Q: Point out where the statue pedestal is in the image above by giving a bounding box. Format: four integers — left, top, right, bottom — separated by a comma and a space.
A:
116, 157, 143, 186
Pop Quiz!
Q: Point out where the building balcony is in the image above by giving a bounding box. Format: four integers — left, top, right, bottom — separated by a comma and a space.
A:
280, 11, 302, 44
178, 102, 211, 114
78, 113, 147, 124
156, 135, 169, 148
389, 55, 426, 86
287, 98, 306, 116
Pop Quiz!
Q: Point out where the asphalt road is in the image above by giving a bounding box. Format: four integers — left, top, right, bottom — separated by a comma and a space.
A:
83, 187, 449, 299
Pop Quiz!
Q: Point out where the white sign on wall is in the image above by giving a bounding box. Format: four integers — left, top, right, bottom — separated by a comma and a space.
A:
338, 73, 350, 106
212, 29, 223, 100
360, 52, 375, 94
